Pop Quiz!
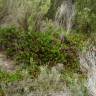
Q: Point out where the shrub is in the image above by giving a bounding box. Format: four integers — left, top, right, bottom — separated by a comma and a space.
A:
0, 27, 19, 57
0, 27, 79, 71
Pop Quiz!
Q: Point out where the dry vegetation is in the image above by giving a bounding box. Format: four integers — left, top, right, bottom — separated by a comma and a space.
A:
0, 0, 96, 96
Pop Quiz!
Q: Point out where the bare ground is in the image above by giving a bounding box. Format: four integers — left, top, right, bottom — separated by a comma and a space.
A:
0, 52, 15, 72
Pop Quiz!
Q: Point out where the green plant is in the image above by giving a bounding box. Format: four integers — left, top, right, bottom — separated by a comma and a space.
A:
0, 27, 19, 57
0, 70, 22, 83
0, 27, 80, 72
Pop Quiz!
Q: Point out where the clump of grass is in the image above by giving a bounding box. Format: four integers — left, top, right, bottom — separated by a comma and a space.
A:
0, 70, 23, 83
0, 65, 88, 96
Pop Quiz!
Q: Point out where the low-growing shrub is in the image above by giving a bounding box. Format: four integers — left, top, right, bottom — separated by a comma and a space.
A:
0, 27, 79, 71
0, 27, 19, 57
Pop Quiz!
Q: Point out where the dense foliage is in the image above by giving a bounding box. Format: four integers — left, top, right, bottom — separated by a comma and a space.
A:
0, 27, 81, 70
0, 0, 96, 96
